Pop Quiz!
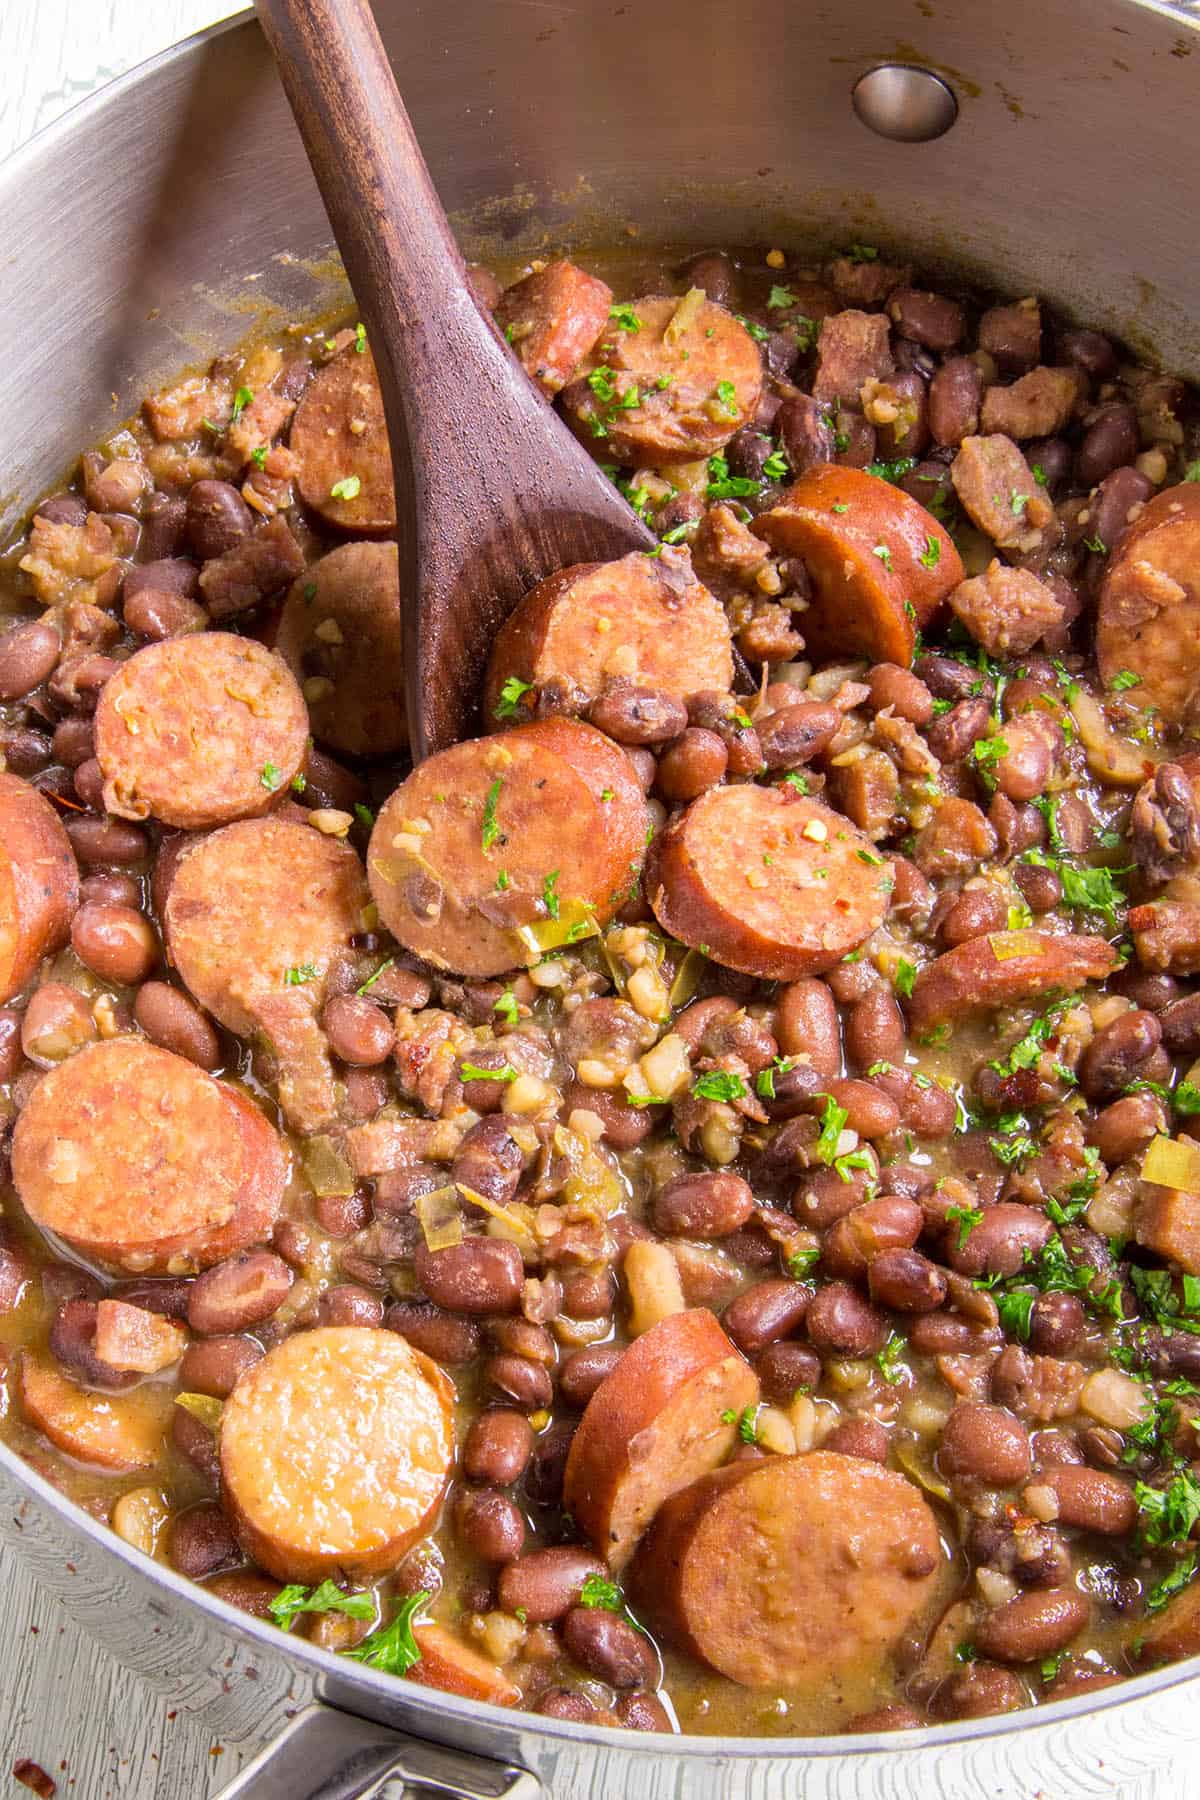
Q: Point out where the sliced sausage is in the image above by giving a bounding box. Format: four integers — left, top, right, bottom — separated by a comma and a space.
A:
648, 785, 894, 981
368, 717, 648, 978
907, 931, 1119, 1033
11, 1038, 286, 1272
94, 634, 308, 830
482, 549, 732, 725
19, 1356, 170, 1473
562, 1308, 759, 1570
629, 1452, 942, 1688
408, 1622, 520, 1706
274, 540, 407, 757
560, 293, 763, 464
219, 1325, 454, 1582
0, 772, 78, 1003
1097, 483, 1200, 724
1133, 1580, 1200, 1666
493, 260, 613, 396
290, 347, 396, 533
756, 465, 962, 665
165, 816, 369, 1130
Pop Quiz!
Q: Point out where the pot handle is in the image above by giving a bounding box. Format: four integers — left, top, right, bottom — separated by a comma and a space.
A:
211, 1702, 544, 1800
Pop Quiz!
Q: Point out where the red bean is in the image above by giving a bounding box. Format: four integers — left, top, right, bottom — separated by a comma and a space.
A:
588, 683, 688, 745
66, 815, 149, 867
560, 1266, 614, 1321
563, 1081, 653, 1150
654, 729, 727, 802
615, 1692, 673, 1732
975, 1589, 1090, 1665
1078, 1010, 1162, 1101
821, 1078, 900, 1140
755, 1340, 821, 1404
79, 872, 139, 908
929, 356, 983, 445
320, 993, 395, 1066
1037, 1464, 1137, 1535
938, 887, 1009, 947
844, 988, 906, 1072
497, 1546, 605, 1622
822, 1196, 923, 1279
824, 1416, 889, 1461
463, 1409, 535, 1485
0, 618, 61, 699
722, 1279, 811, 1355
932, 1661, 1026, 1720
1028, 1292, 1085, 1355
947, 1203, 1052, 1279
1086, 1092, 1164, 1167
178, 1334, 263, 1399
940, 1402, 1030, 1486
868, 1248, 947, 1313
776, 978, 841, 1078
385, 1298, 481, 1365
455, 1487, 526, 1563
486, 1353, 554, 1410
0, 1008, 24, 1082
562, 1605, 658, 1688
315, 1284, 385, 1327
651, 1171, 754, 1238
133, 982, 221, 1070
72, 758, 106, 812
124, 585, 208, 640
186, 1251, 293, 1335
21, 983, 96, 1067
559, 1343, 623, 1407
757, 703, 841, 771
70, 903, 158, 986
49, 1298, 137, 1389
186, 480, 253, 560
805, 1281, 888, 1355
167, 1503, 240, 1579
172, 1405, 220, 1484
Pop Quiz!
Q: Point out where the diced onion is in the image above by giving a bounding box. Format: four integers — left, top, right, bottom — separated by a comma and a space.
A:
175, 1392, 223, 1432
989, 930, 1045, 961
1141, 1133, 1200, 1195
663, 287, 705, 345
416, 1184, 463, 1249
301, 1134, 356, 1198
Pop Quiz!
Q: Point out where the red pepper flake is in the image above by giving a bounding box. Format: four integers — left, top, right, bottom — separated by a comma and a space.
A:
13, 1761, 57, 1798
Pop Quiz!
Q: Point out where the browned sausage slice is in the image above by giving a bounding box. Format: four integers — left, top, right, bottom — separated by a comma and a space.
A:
756, 465, 963, 665
11, 1038, 286, 1272
628, 1452, 943, 1688
368, 718, 648, 978
648, 785, 894, 981
493, 260, 613, 396
274, 541, 407, 757
907, 930, 1119, 1034
561, 293, 763, 464
0, 772, 78, 1003
219, 1325, 454, 1582
1134, 1579, 1200, 1666
165, 817, 370, 1132
19, 1356, 171, 1473
290, 347, 396, 533
482, 549, 733, 725
409, 1623, 521, 1706
94, 634, 308, 830
563, 1308, 759, 1570
1097, 483, 1200, 723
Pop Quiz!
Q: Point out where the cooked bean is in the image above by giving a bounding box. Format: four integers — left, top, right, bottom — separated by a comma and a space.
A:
588, 683, 688, 745
1027, 1292, 1085, 1356
1037, 1464, 1137, 1535
36, 492, 88, 527
524, 1419, 576, 1507
72, 758, 106, 812
70, 903, 158, 986
888, 289, 965, 351
654, 728, 727, 802
186, 1251, 293, 1335
792, 1163, 873, 1230
536, 1689, 598, 1722
21, 983, 96, 1068
1075, 404, 1139, 487
133, 982, 221, 1070
722, 1278, 811, 1355
559, 1344, 623, 1407
976, 1588, 1090, 1665
932, 1661, 1026, 1719
167, 1503, 240, 1579
821, 1078, 900, 1140
844, 988, 906, 1072
615, 1692, 673, 1731
1078, 1010, 1161, 1100
947, 1203, 1052, 1278
1013, 861, 1061, 914
385, 1298, 482, 1364
66, 815, 149, 867
929, 356, 983, 446
822, 1196, 923, 1278
560, 1266, 614, 1320
464, 1409, 535, 1484
455, 1487, 526, 1563
320, 993, 394, 1066
563, 1081, 654, 1151
756, 703, 841, 771
415, 1238, 524, 1315
652, 1171, 754, 1238
497, 1546, 605, 1623
868, 1248, 947, 1313
1159, 991, 1200, 1054
79, 872, 138, 909
939, 1402, 1030, 1486
452, 1116, 525, 1206
805, 1281, 887, 1355
342, 1066, 390, 1121
775, 978, 841, 1078
867, 662, 934, 727
1087, 1092, 1164, 1167
926, 696, 991, 764
563, 1605, 658, 1688
755, 1340, 820, 1404
0, 619, 61, 699
171, 1405, 220, 1484
316, 1284, 386, 1328
938, 888, 1010, 947
186, 480, 254, 560
486, 1353, 554, 1410
824, 1416, 889, 1461
178, 1334, 263, 1399
49, 1298, 137, 1389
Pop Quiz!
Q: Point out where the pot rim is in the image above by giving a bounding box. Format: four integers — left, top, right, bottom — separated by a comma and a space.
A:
3, 0, 1200, 1763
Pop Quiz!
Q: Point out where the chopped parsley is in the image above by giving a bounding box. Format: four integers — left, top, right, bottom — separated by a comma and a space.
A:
494, 675, 533, 721
705, 452, 759, 501
762, 446, 791, 482
344, 1591, 429, 1675
768, 284, 799, 310
580, 1573, 623, 1610
354, 321, 367, 353
353, 802, 375, 830
847, 242, 879, 262
1173, 1082, 1200, 1116
250, 445, 268, 469
988, 999, 1071, 1079
542, 870, 561, 920
259, 761, 283, 791
875, 1331, 907, 1384
714, 379, 738, 417
355, 956, 393, 996
1110, 669, 1142, 692
693, 1070, 747, 1103
996, 1289, 1037, 1341
893, 958, 917, 999
781, 771, 810, 795
755, 1056, 796, 1100
946, 1204, 983, 1251
608, 303, 642, 333
330, 474, 362, 501
492, 989, 519, 1025
460, 1061, 517, 1084
786, 1244, 820, 1279
1022, 849, 1127, 930
720, 1404, 760, 1442
1146, 1552, 1197, 1612
865, 456, 917, 485
815, 1093, 849, 1163
919, 535, 942, 570
1082, 534, 1107, 556
230, 385, 253, 423
268, 1579, 373, 1633
283, 963, 317, 985
481, 778, 503, 851
1135, 1469, 1200, 1548
872, 542, 893, 572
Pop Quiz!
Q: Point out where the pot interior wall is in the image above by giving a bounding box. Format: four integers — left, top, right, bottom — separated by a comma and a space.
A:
0, 0, 1197, 539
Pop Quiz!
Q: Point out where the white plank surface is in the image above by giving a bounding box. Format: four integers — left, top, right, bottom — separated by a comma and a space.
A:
1, 4, 1198, 1796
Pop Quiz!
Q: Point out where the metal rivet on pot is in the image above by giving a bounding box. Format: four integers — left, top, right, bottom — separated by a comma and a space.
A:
851, 65, 959, 143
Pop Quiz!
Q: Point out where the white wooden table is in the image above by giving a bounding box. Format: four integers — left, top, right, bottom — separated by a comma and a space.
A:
1, 5, 1197, 1795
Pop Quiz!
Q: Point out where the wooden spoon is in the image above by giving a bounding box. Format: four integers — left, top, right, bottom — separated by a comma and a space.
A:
253, 0, 654, 760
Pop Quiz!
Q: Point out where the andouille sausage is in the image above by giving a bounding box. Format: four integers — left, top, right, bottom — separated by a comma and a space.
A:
756, 465, 962, 665
1097, 483, 1200, 723
219, 1326, 454, 1582
94, 634, 308, 830
907, 931, 1119, 1033
482, 549, 733, 726
18, 1356, 170, 1473
274, 540, 407, 757
0, 772, 78, 1003
290, 347, 396, 534
368, 718, 648, 978
648, 785, 894, 981
628, 1452, 943, 1689
493, 260, 613, 396
561, 293, 763, 464
408, 1622, 521, 1706
11, 1038, 286, 1272
562, 1308, 759, 1570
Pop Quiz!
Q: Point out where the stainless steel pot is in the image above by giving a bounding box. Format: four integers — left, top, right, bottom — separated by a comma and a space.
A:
2, 2, 1200, 1792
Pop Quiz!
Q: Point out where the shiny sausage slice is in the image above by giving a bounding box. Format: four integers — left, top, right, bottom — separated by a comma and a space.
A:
648, 785, 894, 981
165, 817, 369, 1133
907, 930, 1119, 1034
19, 1356, 170, 1473
11, 1038, 286, 1272
0, 772, 78, 1003
94, 634, 308, 830
368, 718, 648, 978
756, 465, 963, 665
274, 541, 407, 757
290, 347, 396, 533
629, 1452, 942, 1689
1097, 483, 1200, 723
483, 548, 733, 725
409, 1623, 521, 1706
563, 1308, 758, 1570
561, 293, 763, 464
219, 1325, 454, 1582
493, 260, 613, 396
